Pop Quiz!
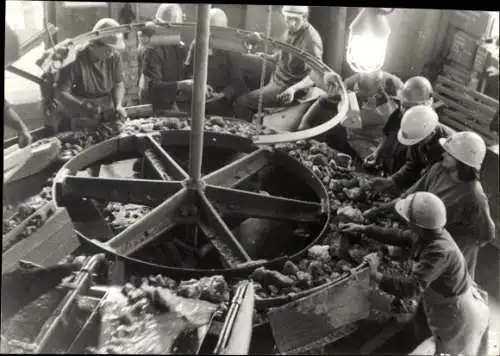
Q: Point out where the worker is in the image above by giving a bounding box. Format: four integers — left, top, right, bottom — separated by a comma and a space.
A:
4, 23, 32, 147
367, 104, 453, 194
233, 5, 323, 122
340, 192, 489, 355
343, 70, 403, 161
55, 18, 127, 132
299, 70, 403, 162
370, 131, 496, 280
140, 3, 193, 113
184, 8, 249, 117
364, 76, 434, 175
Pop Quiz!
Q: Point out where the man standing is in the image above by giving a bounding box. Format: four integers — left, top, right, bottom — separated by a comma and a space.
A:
233, 5, 323, 121
140, 3, 193, 113
184, 8, 249, 117
365, 76, 436, 174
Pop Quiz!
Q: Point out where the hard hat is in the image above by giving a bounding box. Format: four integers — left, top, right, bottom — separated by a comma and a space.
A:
397, 105, 438, 146
282, 5, 309, 17
439, 131, 486, 170
395, 192, 447, 230
155, 3, 183, 23
398, 76, 433, 106
91, 18, 125, 51
209, 8, 228, 27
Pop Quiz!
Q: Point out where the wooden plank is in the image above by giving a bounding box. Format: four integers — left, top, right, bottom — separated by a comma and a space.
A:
2, 208, 76, 273
442, 64, 471, 79
440, 116, 497, 146
441, 108, 496, 140
437, 75, 500, 107
435, 84, 497, 118
268, 268, 371, 354
435, 93, 494, 129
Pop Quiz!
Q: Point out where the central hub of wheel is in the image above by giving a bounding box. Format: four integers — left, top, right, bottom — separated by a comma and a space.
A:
52, 128, 330, 278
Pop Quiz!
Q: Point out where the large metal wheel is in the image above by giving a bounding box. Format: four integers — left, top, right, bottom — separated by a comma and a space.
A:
52, 129, 330, 278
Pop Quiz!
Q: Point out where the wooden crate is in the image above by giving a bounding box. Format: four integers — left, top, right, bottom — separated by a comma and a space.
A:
434, 75, 499, 146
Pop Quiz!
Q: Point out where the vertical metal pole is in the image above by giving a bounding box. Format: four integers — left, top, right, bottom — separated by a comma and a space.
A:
189, 4, 211, 183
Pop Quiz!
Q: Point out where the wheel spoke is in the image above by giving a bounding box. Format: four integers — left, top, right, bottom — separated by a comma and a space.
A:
106, 188, 189, 256
139, 135, 190, 180
205, 185, 325, 222
58, 176, 183, 205
203, 148, 272, 188
197, 191, 251, 267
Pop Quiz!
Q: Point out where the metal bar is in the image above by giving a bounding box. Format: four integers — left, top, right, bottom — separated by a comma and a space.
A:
205, 185, 323, 222
145, 135, 190, 180
107, 188, 188, 256
188, 4, 211, 182
61, 176, 183, 205
144, 149, 172, 180
203, 148, 272, 187
33, 254, 105, 353
5, 65, 44, 85
198, 191, 251, 266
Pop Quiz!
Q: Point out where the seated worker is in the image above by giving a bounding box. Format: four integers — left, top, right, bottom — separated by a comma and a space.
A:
140, 3, 193, 113
4, 23, 32, 147
300, 70, 403, 162
364, 76, 435, 174
342, 70, 403, 161
55, 18, 127, 132
368, 104, 453, 194
184, 8, 249, 117
233, 5, 323, 122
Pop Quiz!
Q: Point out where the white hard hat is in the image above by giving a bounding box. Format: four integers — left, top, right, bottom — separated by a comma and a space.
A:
91, 18, 125, 51
209, 8, 229, 27
439, 131, 486, 170
398, 76, 433, 105
395, 192, 447, 230
282, 5, 309, 17
397, 105, 439, 146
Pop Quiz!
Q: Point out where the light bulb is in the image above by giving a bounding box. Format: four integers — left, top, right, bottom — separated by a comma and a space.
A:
346, 8, 391, 74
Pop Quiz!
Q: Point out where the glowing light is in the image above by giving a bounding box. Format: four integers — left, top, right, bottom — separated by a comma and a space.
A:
346, 8, 391, 74
347, 33, 388, 73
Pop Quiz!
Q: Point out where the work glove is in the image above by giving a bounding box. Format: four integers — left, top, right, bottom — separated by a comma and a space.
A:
277, 86, 296, 105
363, 151, 380, 168
363, 252, 381, 278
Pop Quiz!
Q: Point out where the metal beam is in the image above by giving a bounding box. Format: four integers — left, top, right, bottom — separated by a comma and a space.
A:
60, 176, 183, 205
205, 185, 323, 222
188, 4, 211, 182
198, 191, 251, 266
107, 188, 188, 255
203, 148, 272, 188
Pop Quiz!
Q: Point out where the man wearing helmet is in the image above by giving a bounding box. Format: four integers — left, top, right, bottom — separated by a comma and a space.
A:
184, 8, 249, 117
365, 76, 435, 174
365, 131, 495, 279
341, 192, 489, 355
367, 101, 453, 193
55, 18, 127, 132
233, 5, 323, 121
4, 23, 32, 147
140, 3, 193, 112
